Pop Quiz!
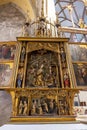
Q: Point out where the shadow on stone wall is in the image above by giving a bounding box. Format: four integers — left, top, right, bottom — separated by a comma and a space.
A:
0, 91, 12, 126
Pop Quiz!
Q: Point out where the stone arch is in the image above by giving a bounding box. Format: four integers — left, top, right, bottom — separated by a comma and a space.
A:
9, 2, 27, 19
0, 0, 36, 19
10, 0, 36, 20
0, 2, 26, 41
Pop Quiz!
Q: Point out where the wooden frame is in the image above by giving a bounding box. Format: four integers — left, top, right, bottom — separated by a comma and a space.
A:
0, 42, 17, 88
68, 42, 87, 88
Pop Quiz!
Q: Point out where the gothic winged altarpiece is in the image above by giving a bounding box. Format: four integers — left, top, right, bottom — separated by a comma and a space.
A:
0, 37, 82, 123
0, 0, 87, 124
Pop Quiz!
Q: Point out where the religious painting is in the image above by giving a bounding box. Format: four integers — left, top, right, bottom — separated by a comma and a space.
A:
69, 44, 87, 61
73, 63, 87, 86
0, 63, 13, 87
18, 96, 28, 116
30, 97, 58, 116
0, 44, 16, 60
25, 49, 60, 88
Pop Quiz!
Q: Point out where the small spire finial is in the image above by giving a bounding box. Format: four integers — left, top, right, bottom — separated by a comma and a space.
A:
41, 0, 44, 17
55, 13, 60, 28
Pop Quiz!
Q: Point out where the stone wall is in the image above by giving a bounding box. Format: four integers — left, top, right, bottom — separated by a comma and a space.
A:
0, 91, 12, 126
0, 3, 25, 41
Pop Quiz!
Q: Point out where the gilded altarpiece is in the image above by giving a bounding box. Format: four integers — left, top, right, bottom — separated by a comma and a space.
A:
0, 38, 80, 123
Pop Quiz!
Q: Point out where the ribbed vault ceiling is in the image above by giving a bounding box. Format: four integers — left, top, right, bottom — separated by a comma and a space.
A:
55, 0, 87, 42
